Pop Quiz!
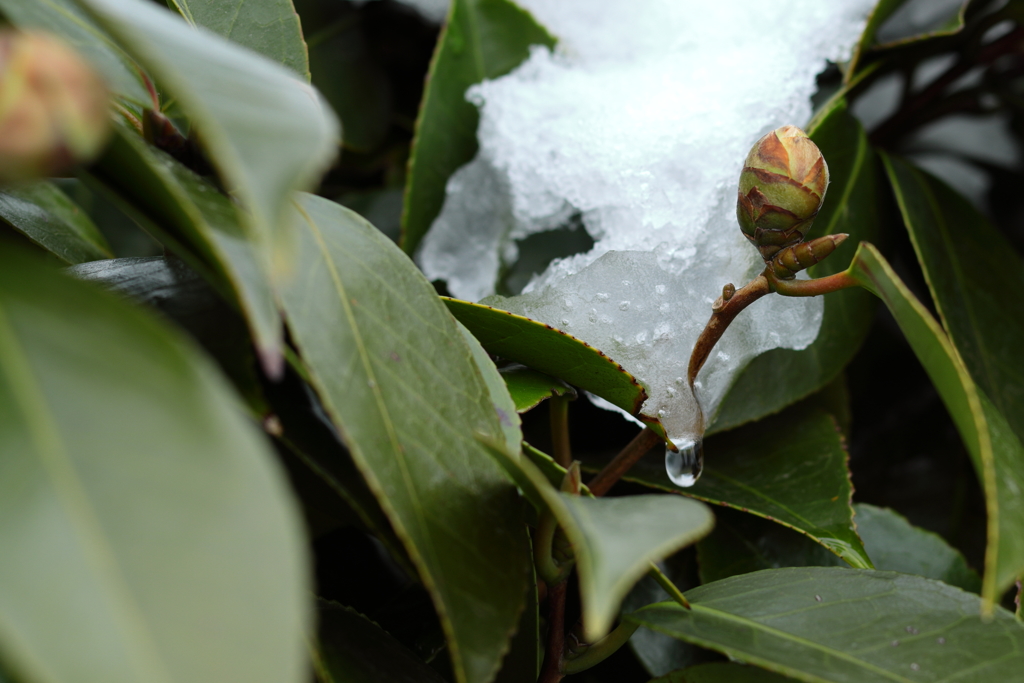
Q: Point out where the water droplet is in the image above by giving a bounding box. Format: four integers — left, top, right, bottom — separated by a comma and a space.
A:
596, 292, 610, 301
655, 284, 666, 294
814, 595, 822, 602
910, 663, 919, 671
937, 637, 945, 644
905, 626, 918, 635
619, 300, 630, 311
891, 640, 900, 647
665, 439, 703, 487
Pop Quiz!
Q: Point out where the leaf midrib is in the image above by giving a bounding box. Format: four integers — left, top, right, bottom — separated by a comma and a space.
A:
0, 299, 174, 683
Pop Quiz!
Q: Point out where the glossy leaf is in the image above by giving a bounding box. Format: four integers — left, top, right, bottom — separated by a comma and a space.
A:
885, 156, 1024, 460
444, 297, 648, 414
696, 508, 845, 585
165, 0, 309, 78
500, 364, 576, 413
278, 194, 530, 683
74, 0, 339, 255
854, 503, 980, 593
845, 0, 912, 80
622, 552, 699, 677
628, 568, 1024, 683
711, 101, 879, 433
0, 183, 111, 264
847, 241, 1024, 606
457, 322, 522, 453
400, 0, 555, 255
652, 663, 798, 683
483, 440, 714, 639
608, 406, 871, 569
87, 122, 282, 364
315, 603, 447, 683
0, 252, 308, 683
0, 0, 150, 104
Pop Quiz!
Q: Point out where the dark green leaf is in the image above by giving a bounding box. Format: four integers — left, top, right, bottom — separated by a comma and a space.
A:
315, 602, 447, 683
847, 241, 1024, 607
629, 568, 1024, 683
711, 101, 879, 433
87, 122, 282, 364
0, 0, 150, 104
165, 0, 309, 78
400, 0, 555, 255
0, 251, 308, 683
494, 566, 540, 683
0, 183, 111, 264
457, 322, 522, 453
500, 364, 576, 413
652, 663, 799, 683
845, 0, 913, 80
853, 503, 980, 593
605, 406, 871, 569
278, 194, 530, 683
443, 297, 649, 415
696, 508, 846, 585
483, 441, 713, 639
622, 552, 699, 677
74, 0, 339, 256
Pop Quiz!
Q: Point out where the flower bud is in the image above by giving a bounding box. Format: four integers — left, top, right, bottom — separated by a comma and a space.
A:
736, 126, 828, 261
771, 233, 847, 280
0, 31, 110, 184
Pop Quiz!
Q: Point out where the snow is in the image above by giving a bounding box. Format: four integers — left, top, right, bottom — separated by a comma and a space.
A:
418, 0, 875, 448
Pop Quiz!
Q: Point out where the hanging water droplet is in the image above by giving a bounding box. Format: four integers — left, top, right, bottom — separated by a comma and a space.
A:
665, 438, 703, 487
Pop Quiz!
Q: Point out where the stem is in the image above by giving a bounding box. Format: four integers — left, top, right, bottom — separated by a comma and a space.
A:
535, 510, 574, 585
550, 395, 572, 468
647, 562, 690, 609
539, 581, 567, 683
587, 427, 661, 496
766, 270, 859, 297
560, 620, 641, 675
687, 275, 771, 385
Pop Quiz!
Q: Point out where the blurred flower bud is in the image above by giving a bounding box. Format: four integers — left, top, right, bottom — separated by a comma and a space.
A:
771, 233, 847, 280
0, 31, 110, 184
736, 125, 828, 261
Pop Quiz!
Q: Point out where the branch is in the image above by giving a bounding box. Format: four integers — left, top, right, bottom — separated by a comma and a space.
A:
687, 275, 771, 385
586, 427, 662, 496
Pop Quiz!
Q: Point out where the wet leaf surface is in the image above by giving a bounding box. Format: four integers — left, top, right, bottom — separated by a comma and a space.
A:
651, 662, 799, 682
400, 0, 554, 255
628, 568, 1024, 683
0, 183, 111, 264
0, 251, 308, 683
278, 194, 530, 683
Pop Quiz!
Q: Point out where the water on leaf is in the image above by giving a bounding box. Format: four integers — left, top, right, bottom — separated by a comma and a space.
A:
665, 438, 703, 487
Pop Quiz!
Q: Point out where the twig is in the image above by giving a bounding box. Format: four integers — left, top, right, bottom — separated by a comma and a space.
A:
539, 581, 567, 683
687, 275, 771, 385
587, 427, 662, 496
550, 395, 572, 468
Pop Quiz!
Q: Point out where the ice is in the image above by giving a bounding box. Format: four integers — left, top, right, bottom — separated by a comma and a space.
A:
418, 0, 874, 444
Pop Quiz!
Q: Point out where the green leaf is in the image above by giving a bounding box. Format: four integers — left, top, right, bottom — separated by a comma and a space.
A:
885, 155, 1024, 462
400, 0, 555, 255
277, 194, 530, 683
652, 663, 798, 683
622, 552, 699, 677
74, 0, 339, 256
711, 101, 879, 433
457, 322, 523, 453
0, 183, 111, 264
500, 364, 576, 413
845, 0, 912, 81
853, 503, 980, 593
315, 602, 447, 683
847, 241, 1024, 607
494, 565, 540, 683
604, 405, 871, 569
443, 297, 649, 415
87, 122, 282, 364
628, 568, 1024, 683
0, 252, 308, 683
696, 508, 846, 585
0, 0, 150, 104
165, 0, 309, 78
482, 441, 714, 639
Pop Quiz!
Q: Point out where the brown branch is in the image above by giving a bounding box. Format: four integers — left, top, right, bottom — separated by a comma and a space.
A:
767, 270, 859, 297
539, 581, 567, 683
550, 395, 572, 468
586, 427, 662, 496
687, 275, 772, 386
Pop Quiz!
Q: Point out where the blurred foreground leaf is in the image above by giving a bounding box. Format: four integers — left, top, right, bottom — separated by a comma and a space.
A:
0, 252, 308, 683
0, 182, 111, 264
